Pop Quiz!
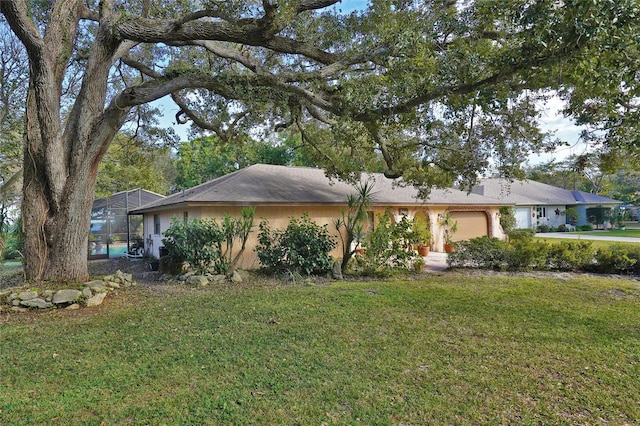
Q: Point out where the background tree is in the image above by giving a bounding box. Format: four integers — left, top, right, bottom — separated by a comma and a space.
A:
174, 132, 318, 191
0, 20, 27, 260
1, 0, 638, 281
96, 133, 175, 198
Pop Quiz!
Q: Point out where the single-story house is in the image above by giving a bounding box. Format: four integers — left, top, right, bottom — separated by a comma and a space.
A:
130, 164, 511, 269
471, 178, 621, 230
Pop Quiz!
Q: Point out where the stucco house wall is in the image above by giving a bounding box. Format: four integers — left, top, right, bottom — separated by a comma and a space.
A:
142, 203, 505, 269
132, 164, 509, 270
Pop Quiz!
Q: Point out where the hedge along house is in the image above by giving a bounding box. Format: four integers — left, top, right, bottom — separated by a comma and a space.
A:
89, 188, 165, 259
471, 178, 622, 230
129, 164, 509, 269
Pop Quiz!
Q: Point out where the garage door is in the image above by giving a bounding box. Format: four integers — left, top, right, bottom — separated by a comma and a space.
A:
449, 211, 488, 241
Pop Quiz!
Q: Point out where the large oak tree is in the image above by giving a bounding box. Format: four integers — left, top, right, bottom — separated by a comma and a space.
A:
1, 0, 637, 281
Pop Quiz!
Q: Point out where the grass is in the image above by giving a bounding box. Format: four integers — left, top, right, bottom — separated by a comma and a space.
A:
575, 228, 640, 237
0, 259, 22, 270
1, 274, 640, 425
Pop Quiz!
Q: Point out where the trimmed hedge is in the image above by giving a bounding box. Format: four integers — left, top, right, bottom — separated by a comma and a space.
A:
448, 236, 640, 275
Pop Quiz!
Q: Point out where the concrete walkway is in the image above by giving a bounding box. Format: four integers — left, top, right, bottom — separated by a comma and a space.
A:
424, 251, 449, 272
536, 232, 640, 243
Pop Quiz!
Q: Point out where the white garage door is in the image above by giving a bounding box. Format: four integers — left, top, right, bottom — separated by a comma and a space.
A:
449, 211, 489, 241
515, 207, 531, 229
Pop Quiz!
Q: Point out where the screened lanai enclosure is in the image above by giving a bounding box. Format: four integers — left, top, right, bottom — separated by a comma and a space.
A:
89, 189, 164, 259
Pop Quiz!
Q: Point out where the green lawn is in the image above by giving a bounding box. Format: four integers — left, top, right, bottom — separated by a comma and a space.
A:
573, 228, 640, 238
1, 275, 639, 425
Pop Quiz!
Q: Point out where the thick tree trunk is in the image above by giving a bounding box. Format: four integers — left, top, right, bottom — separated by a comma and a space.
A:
22, 155, 98, 282
21, 82, 101, 282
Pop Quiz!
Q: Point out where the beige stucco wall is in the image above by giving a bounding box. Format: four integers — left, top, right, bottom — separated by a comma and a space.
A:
141, 204, 506, 270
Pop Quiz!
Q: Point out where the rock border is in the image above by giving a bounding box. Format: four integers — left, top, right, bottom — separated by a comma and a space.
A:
0, 270, 135, 313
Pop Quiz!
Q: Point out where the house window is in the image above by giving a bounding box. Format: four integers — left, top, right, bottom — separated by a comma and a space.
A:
536, 207, 547, 218
183, 211, 189, 222
154, 214, 161, 235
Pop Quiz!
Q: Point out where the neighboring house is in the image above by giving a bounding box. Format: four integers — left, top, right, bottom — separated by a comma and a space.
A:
90, 188, 165, 259
129, 164, 510, 269
472, 178, 622, 230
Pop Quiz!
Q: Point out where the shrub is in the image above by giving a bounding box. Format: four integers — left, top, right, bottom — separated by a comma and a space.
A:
508, 228, 536, 240
356, 210, 419, 276
506, 238, 550, 271
594, 245, 637, 275
162, 208, 254, 275
447, 237, 510, 270
546, 241, 595, 272
577, 224, 594, 231
557, 224, 567, 232
537, 224, 550, 233
256, 213, 336, 275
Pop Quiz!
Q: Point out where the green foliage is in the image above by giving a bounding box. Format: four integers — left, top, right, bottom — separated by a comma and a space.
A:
447, 236, 510, 271
173, 135, 310, 191
507, 228, 536, 240
411, 214, 431, 246
439, 212, 458, 244
498, 207, 517, 234
564, 207, 580, 224
449, 235, 640, 275
334, 181, 375, 271
256, 213, 336, 276
594, 245, 638, 275
355, 211, 420, 276
577, 224, 594, 231
546, 241, 595, 272
586, 207, 612, 229
162, 208, 254, 275
507, 238, 550, 271
96, 133, 174, 198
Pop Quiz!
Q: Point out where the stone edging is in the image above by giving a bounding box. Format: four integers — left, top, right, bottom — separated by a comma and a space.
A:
0, 270, 135, 313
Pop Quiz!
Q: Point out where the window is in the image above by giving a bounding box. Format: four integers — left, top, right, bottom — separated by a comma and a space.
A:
536, 207, 547, 219
154, 214, 161, 235
183, 211, 189, 222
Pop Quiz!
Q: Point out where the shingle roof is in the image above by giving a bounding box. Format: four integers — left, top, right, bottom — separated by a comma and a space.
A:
130, 164, 507, 213
472, 178, 621, 206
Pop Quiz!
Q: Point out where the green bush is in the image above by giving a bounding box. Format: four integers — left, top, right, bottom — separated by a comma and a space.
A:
546, 240, 595, 272
162, 208, 254, 275
594, 245, 637, 274
256, 213, 336, 276
508, 238, 550, 271
577, 224, 594, 231
507, 228, 536, 241
446, 233, 640, 276
356, 211, 419, 276
537, 224, 550, 233
447, 237, 510, 270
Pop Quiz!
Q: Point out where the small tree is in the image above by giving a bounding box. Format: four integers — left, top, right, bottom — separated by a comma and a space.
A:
564, 207, 580, 225
586, 206, 612, 230
334, 181, 375, 272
